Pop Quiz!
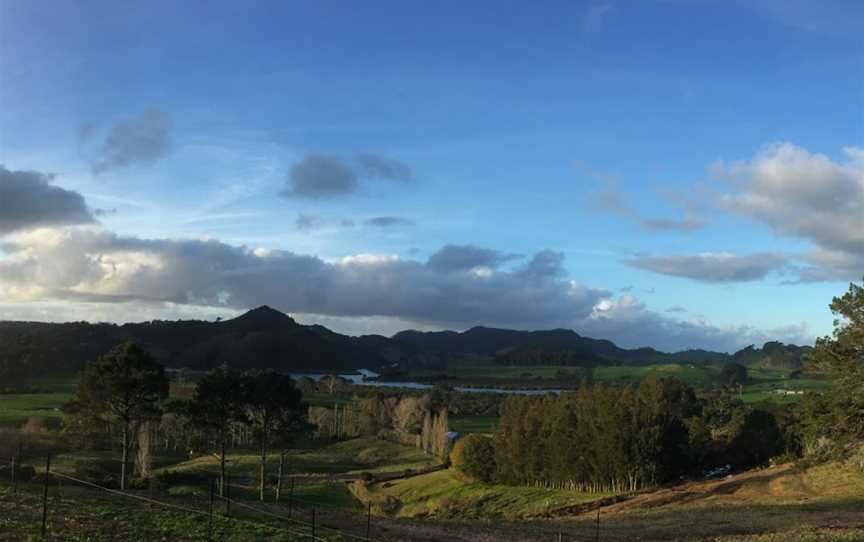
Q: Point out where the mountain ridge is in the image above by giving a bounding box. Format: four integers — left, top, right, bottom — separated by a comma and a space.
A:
0, 306, 811, 380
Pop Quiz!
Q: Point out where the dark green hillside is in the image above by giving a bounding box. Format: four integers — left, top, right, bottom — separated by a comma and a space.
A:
733, 341, 812, 369
0, 306, 812, 383
0, 306, 384, 381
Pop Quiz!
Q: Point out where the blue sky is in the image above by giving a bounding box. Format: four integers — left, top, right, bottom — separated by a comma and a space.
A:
0, 0, 862, 352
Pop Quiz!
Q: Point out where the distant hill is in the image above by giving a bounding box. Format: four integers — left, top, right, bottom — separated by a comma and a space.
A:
392, 326, 730, 366
0, 306, 810, 381
732, 341, 812, 369
0, 306, 383, 380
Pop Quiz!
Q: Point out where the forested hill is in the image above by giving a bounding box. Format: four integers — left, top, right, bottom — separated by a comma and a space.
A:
0, 306, 384, 379
391, 326, 811, 368
0, 306, 811, 380
391, 326, 727, 365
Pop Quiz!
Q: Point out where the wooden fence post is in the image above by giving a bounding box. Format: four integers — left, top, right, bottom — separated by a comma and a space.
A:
208, 477, 215, 542
288, 477, 294, 519
595, 509, 600, 542
10, 455, 16, 493
276, 452, 285, 502
41, 455, 50, 538
366, 500, 372, 540
224, 474, 231, 517
311, 507, 316, 539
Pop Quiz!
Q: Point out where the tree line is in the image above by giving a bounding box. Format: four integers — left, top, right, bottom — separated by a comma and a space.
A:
452, 278, 864, 491
63, 343, 309, 498
453, 376, 789, 491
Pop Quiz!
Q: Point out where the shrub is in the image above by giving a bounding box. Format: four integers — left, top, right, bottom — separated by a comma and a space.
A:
355, 447, 387, 465
450, 434, 496, 482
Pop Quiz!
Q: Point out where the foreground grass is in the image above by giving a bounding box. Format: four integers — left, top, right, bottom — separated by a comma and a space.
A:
353, 468, 609, 519
0, 485, 319, 541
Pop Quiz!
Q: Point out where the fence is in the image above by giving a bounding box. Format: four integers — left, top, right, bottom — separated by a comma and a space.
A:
2, 453, 609, 541
0, 454, 376, 541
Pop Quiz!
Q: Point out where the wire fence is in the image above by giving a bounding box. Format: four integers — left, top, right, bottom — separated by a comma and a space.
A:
0, 454, 376, 541
2, 453, 607, 542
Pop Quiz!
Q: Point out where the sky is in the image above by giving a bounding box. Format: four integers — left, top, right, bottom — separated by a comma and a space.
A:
0, 0, 862, 352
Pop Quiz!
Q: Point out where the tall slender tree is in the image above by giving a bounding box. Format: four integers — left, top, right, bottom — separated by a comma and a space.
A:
241, 370, 307, 501
189, 367, 247, 496
69, 342, 168, 489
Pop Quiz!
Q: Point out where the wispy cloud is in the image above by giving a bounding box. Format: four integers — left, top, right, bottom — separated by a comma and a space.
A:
624, 252, 788, 283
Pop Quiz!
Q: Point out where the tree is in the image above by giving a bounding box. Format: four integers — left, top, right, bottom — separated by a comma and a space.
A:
241, 370, 308, 501
719, 362, 749, 386
807, 278, 864, 441
68, 342, 169, 489
189, 367, 247, 496
451, 434, 496, 482
727, 408, 783, 467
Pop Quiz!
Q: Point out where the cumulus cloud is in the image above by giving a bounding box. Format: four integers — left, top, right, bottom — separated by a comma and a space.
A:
0, 166, 95, 235
426, 245, 522, 272
91, 108, 172, 174
716, 142, 863, 281
282, 153, 414, 199
718, 143, 863, 254
0, 229, 609, 328
364, 216, 414, 228
624, 252, 787, 283
581, 294, 813, 352
0, 228, 814, 351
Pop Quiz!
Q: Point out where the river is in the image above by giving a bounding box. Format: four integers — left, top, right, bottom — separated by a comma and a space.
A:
289, 368, 562, 395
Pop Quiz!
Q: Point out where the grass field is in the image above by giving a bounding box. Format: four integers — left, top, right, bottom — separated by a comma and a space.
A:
353, 468, 609, 519
162, 437, 436, 479
0, 392, 73, 428
0, 484, 318, 541
405, 361, 831, 402
449, 415, 498, 434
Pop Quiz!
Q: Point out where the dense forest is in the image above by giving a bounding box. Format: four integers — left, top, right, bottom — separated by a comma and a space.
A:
0, 306, 811, 383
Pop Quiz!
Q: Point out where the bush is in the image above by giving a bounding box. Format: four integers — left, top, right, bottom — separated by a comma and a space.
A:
355, 447, 387, 465
450, 434, 496, 482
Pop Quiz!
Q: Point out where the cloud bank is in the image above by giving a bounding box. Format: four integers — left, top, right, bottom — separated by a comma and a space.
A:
0, 228, 813, 351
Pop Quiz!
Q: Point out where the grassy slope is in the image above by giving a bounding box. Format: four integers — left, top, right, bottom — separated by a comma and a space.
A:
163, 437, 435, 478
353, 468, 609, 520
557, 452, 864, 542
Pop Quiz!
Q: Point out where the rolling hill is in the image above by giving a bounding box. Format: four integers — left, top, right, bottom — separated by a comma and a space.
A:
0, 306, 812, 381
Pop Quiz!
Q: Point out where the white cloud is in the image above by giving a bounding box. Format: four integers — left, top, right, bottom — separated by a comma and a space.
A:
716, 142, 863, 281
0, 226, 814, 351
0, 228, 608, 328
